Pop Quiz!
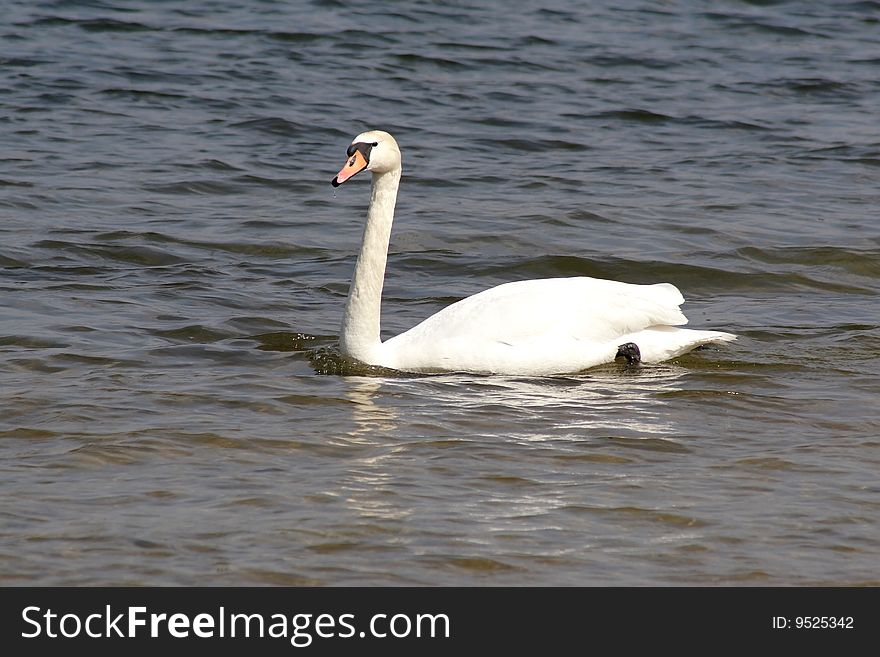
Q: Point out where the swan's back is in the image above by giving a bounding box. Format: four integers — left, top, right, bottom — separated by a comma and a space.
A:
377, 276, 731, 374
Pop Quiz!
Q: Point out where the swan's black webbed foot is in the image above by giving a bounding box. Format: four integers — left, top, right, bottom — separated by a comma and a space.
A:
615, 342, 641, 366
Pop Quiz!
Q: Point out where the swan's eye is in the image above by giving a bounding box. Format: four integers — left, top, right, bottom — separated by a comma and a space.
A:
372, 141, 378, 147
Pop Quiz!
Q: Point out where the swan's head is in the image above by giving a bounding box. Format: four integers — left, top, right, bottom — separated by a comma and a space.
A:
331, 130, 401, 187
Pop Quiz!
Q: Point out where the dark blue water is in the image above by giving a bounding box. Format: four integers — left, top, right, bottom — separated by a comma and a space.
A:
1, 0, 878, 585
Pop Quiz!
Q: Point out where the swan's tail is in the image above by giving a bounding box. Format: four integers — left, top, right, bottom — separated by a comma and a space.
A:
618, 326, 736, 363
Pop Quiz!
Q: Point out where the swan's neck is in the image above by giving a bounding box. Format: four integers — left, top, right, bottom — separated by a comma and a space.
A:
340, 167, 400, 363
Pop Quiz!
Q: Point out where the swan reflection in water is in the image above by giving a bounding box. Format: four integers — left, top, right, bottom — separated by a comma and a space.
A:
330, 366, 692, 534
344, 364, 688, 443
344, 377, 398, 443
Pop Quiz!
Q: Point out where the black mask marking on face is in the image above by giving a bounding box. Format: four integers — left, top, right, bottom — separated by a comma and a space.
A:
346, 141, 377, 161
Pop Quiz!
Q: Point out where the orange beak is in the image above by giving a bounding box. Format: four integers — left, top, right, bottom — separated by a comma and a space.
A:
331, 149, 368, 187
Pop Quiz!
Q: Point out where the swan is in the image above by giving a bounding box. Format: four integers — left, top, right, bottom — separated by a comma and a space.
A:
330, 129, 735, 375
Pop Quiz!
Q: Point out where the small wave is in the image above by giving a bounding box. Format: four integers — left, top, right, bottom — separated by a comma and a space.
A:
34, 239, 185, 267
0, 57, 50, 68
0, 252, 29, 268
780, 78, 859, 96
474, 137, 585, 152
94, 230, 325, 259
703, 13, 824, 38
142, 180, 243, 195
588, 54, 678, 69
789, 143, 880, 167
588, 109, 769, 132
230, 117, 304, 137
152, 325, 238, 344
264, 31, 326, 44
590, 108, 674, 124
184, 159, 244, 172
603, 436, 692, 454
98, 88, 187, 101
736, 245, 880, 279
0, 335, 69, 349
26, 16, 153, 33
0, 179, 35, 188
393, 53, 470, 71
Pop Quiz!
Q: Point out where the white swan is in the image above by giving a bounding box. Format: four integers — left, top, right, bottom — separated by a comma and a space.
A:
331, 130, 735, 375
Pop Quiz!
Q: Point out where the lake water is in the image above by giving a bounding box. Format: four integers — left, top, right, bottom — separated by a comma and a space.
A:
1, 0, 878, 585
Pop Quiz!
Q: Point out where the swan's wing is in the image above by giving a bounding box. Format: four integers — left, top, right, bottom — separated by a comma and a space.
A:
380, 277, 692, 372
391, 277, 686, 342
